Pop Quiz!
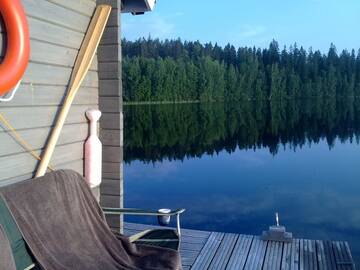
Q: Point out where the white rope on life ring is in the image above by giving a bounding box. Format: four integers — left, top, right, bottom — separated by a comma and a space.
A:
0, 80, 21, 102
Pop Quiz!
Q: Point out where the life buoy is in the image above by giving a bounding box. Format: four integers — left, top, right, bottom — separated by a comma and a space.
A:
0, 0, 30, 96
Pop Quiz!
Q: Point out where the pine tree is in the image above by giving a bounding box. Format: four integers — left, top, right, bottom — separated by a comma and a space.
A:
122, 38, 360, 102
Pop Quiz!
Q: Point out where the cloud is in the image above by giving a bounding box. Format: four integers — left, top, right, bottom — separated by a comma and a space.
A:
224, 24, 271, 48
122, 14, 175, 39
173, 11, 185, 17
238, 25, 267, 38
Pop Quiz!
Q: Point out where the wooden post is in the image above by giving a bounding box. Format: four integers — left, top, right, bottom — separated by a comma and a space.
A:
35, 5, 111, 177
97, 0, 124, 232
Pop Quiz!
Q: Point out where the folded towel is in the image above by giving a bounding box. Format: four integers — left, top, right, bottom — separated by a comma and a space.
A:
1, 170, 181, 270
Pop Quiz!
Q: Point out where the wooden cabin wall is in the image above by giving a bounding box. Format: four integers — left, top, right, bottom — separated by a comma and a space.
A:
97, 0, 123, 232
0, 0, 99, 186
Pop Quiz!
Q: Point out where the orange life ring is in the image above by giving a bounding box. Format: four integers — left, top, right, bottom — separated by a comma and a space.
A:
0, 0, 30, 96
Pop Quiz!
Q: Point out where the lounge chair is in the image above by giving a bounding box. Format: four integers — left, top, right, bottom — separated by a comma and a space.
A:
0, 170, 185, 270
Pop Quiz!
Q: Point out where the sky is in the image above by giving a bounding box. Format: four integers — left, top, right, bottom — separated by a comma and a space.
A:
122, 0, 360, 53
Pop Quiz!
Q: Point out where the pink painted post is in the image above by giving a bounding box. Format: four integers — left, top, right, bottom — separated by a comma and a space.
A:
85, 109, 102, 187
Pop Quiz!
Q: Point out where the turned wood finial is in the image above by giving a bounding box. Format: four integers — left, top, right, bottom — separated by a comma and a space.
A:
86, 109, 101, 135
85, 109, 102, 188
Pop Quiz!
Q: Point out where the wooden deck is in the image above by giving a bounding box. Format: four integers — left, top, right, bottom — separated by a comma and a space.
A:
124, 222, 356, 270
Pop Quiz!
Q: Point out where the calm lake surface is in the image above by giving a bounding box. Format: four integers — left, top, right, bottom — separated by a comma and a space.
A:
124, 100, 360, 264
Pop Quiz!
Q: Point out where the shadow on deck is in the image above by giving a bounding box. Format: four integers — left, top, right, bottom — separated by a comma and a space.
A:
124, 222, 356, 270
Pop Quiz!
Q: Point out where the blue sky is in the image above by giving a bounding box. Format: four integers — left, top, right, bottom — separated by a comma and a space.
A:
122, 0, 360, 53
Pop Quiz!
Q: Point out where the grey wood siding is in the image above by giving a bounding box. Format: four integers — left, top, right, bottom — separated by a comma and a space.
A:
0, 0, 98, 185
97, 0, 123, 231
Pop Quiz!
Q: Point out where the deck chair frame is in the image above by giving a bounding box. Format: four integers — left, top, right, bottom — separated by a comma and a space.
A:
103, 207, 186, 250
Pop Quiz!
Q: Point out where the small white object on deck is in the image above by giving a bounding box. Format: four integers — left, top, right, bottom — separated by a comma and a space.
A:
85, 109, 102, 188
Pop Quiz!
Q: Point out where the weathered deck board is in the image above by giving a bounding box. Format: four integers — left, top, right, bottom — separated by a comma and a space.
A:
244, 236, 268, 270
281, 239, 300, 270
263, 241, 283, 269
226, 234, 253, 269
124, 223, 356, 270
316, 240, 327, 270
300, 239, 317, 270
190, 232, 224, 270
344, 242, 356, 270
333, 241, 356, 270
208, 233, 238, 270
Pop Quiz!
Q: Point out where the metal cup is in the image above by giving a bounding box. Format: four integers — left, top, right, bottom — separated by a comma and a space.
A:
157, 208, 171, 226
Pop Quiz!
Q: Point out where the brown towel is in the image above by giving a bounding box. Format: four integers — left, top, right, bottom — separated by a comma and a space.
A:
0, 170, 181, 270
0, 224, 16, 270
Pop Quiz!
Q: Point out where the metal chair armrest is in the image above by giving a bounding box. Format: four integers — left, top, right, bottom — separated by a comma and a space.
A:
102, 207, 185, 216
102, 207, 185, 236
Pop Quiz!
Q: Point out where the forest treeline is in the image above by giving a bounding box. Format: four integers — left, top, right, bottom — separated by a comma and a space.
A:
124, 98, 360, 163
122, 38, 360, 102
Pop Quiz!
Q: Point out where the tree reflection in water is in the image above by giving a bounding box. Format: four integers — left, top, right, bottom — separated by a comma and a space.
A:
124, 98, 360, 163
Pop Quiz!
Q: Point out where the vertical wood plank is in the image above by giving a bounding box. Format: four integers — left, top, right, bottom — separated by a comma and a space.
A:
208, 233, 238, 270
191, 232, 224, 270
226, 235, 253, 270
309, 240, 318, 270
323, 240, 338, 270
343, 242, 356, 270
97, 0, 123, 231
281, 239, 300, 270
263, 241, 284, 270
316, 240, 327, 270
243, 237, 267, 270
333, 241, 345, 270
300, 239, 305, 270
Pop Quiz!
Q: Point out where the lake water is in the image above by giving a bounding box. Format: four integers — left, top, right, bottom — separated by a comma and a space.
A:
123, 99, 360, 264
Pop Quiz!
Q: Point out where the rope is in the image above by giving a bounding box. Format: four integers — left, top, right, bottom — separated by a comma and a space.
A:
0, 113, 55, 171
0, 81, 21, 102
